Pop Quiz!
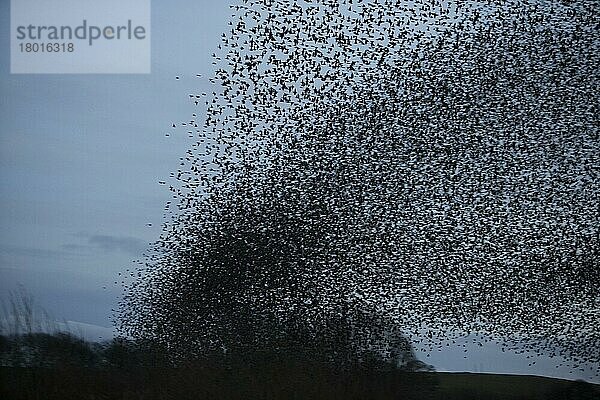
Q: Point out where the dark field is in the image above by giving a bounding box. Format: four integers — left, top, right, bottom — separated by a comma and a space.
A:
1, 367, 598, 400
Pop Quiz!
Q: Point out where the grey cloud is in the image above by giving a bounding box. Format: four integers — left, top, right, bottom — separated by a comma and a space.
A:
63, 232, 148, 255
0, 245, 77, 259
86, 234, 147, 255
60, 244, 89, 252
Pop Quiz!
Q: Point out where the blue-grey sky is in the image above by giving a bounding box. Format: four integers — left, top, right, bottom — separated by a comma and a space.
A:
0, 0, 597, 383
1, 0, 233, 331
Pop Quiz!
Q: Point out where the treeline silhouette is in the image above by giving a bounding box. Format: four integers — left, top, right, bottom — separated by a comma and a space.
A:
1, 288, 442, 399
2, 331, 598, 400
0, 331, 444, 400
1, 286, 444, 399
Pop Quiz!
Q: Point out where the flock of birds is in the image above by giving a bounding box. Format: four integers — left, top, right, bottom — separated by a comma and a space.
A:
118, 0, 599, 377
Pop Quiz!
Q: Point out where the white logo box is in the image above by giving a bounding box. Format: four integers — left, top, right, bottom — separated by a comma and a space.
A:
11, 0, 151, 74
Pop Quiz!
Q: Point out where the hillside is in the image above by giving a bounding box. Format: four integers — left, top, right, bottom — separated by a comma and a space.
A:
1, 366, 598, 400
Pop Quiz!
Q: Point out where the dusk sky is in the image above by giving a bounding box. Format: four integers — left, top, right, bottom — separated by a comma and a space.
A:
1, 0, 597, 383
1, 0, 232, 333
